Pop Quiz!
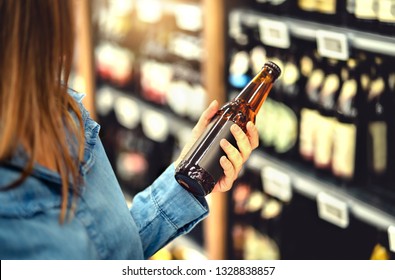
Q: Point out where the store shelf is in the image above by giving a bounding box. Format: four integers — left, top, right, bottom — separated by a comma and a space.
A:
98, 85, 395, 232
247, 151, 395, 231
231, 9, 395, 57
96, 86, 194, 134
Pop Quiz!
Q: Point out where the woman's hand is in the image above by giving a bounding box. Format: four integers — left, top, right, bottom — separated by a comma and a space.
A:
175, 100, 260, 194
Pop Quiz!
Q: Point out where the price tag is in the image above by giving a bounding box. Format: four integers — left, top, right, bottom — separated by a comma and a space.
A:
317, 192, 349, 228
316, 30, 349, 61
258, 18, 290, 49
261, 166, 292, 202
388, 225, 395, 253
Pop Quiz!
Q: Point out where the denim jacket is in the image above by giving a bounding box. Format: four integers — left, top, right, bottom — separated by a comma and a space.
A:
0, 90, 209, 259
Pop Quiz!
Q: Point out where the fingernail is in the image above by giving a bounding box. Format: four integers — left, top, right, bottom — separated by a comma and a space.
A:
210, 100, 218, 108
220, 139, 229, 147
231, 124, 241, 133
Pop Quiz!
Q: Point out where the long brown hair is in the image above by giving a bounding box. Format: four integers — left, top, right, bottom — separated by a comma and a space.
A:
0, 0, 85, 223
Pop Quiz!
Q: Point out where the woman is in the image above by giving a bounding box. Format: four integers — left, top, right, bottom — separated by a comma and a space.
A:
0, 0, 259, 259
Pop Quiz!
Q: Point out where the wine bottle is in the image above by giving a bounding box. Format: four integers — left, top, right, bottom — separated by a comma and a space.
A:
175, 61, 282, 196
332, 58, 367, 184
297, 0, 341, 25
387, 70, 395, 189
255, 52, 285, 156
367, 57, 390, 186
377, 0, 395, 36
299, 51, 325, 163
347, 0, 380, 33
314, 58, 341, 173
273, 54, 302, 159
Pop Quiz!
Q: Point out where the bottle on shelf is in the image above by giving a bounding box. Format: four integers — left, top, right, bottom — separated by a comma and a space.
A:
366, 56, 391, 187
269, 51, 302, 160
347, 0, 379, 33
299, 51, 325, 164
332, 56, 367, 185
227, 17, 257, 95
255, 48, 285, 156
175, 61, 282, 196
296, 0, 343, 26
313, 58, 342, 174
377, 0, 395, 36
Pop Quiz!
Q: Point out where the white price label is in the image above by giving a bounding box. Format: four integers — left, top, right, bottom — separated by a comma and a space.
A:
258, 19, 290, 49
261, 166, 292, 202
317, 192, 349, 228
388, 225, 395, 253
316, 30, 349, 61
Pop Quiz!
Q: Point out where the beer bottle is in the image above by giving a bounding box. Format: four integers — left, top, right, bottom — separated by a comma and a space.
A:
332, 57, 367, 185
175, 61, 281, 196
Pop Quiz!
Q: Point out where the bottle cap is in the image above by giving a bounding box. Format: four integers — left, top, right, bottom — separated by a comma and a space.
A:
264, 61, 282, 80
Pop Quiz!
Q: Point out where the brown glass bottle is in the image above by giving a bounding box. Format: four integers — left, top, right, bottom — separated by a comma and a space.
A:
175, 61, 281, 196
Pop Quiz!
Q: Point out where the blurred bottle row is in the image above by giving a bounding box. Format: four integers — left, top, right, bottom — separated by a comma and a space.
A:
227, 18, 395, 191
92, 0, 207, 257
228, 168, 395, 259
93, 0, 207, 124
224, 3, 395, 260
245, 0, 395, 36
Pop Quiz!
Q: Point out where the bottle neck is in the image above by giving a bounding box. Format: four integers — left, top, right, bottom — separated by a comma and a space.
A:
234, 68, 275, 113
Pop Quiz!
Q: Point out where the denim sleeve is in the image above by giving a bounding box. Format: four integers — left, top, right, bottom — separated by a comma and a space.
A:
130, 164, 209, 259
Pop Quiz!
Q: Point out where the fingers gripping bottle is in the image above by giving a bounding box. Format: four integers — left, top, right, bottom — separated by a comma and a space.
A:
175, 61, 281, 196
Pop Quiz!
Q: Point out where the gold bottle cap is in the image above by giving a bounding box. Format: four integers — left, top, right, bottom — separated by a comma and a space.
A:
264, 61, 282, 80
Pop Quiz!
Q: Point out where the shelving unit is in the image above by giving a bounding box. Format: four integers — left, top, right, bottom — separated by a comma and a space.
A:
84, 0, 395, 259
247, 151, 395, 231
223, 3, 395, 259
91, 0, 228, 260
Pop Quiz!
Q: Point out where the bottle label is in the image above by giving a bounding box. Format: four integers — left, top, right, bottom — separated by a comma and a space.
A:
256, 98, 277, 147
332, 122, 356, 179
283, 62, 300, 86
298, 0, 317, 11
299, 108, 319, 160
355, 0, 377, 19
316, 0, 337, 14
274, 103, 298, 154
369, 121, 387, 174
378, 0, 395, 23
314, 115, 336, 168
141, 109, 170, 143
174, 4, 202, 32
